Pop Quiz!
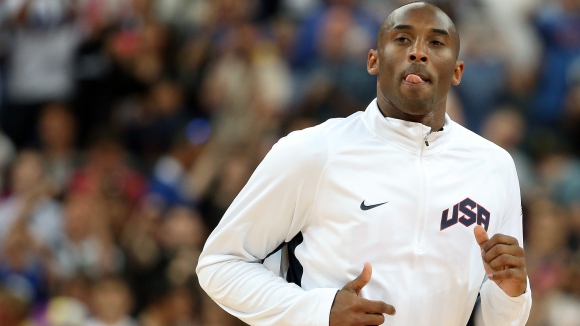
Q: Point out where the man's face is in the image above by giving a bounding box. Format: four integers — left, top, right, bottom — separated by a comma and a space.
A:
368, 4, 463, 116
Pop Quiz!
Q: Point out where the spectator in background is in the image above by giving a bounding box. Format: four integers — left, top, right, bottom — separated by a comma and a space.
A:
291, 0, 379, 69
132, 22, 170, 85
36, 102, 81, 199
0, 152, 61, 316
1, 0, 83, 147
542, 253, 580, 326
481, 108, 536, 199
52, 194, 123, 280
524, 198, 569, 326
482, 0, 542, 98
159, 207, 207, 289
174, 34, 212, 120
535, 146, 580, 207
123, 78, 190, 165
201, 20, 292, 147
138, 282, 201, 326
0, 150, 62, 253
293, 4, 376, 121
68, 128, 147, 207
533, 0, 580, 127
199, 151, 254, 232
147, 122, 208, 209
454, 7, 508, 133
86, 276, 138, 326
0, 218, 48, 309
73, 27, 145, 147
121, 204, 209, 325
73, 12, 168, 147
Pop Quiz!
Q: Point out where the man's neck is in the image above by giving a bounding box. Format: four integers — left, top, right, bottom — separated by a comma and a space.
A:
376, 97, 446, 131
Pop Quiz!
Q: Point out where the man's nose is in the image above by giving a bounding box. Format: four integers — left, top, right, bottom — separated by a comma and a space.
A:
408, 43, 429, 63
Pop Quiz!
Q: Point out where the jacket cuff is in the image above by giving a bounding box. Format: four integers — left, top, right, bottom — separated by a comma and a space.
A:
486, 280, 529, 303
310, 288, 342, 326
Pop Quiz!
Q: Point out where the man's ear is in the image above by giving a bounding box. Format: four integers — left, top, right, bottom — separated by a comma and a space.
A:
367, 49, 379, 75
451, 61, 465, 85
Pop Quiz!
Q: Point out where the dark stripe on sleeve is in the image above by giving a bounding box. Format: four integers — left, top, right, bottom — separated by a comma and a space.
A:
286, 232, 304, 286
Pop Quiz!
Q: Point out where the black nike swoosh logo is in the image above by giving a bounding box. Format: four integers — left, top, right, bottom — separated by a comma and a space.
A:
360, 200, 388, 211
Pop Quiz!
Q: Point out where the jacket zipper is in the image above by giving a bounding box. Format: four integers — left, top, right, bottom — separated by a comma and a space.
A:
416, 130, 431, 252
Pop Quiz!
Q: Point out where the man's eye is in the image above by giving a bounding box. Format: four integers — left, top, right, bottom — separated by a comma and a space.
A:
432, 41, 444, 46
396, 37, 408, 43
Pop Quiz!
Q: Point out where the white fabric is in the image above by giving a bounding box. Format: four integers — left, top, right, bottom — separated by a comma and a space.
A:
7, 26, 81, 103
0, 196, 63, 251
482, 0, 542, 72
4, 0, 81, 103
197, 99, 532, 326
4, 0, 77, 23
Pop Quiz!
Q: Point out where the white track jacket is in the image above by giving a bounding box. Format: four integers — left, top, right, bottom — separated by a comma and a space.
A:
196, 99, 532, 325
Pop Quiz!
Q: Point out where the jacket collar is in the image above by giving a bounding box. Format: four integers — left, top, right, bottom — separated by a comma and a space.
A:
362, 98, 454, 156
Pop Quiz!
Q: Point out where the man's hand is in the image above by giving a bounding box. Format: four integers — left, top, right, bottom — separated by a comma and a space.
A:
474, 226, 528, 297
330, 262, 396, 326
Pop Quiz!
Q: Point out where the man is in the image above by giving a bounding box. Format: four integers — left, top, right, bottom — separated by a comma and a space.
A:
196, 2, 532, 325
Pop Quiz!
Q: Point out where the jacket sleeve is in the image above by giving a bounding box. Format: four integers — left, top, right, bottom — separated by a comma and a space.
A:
196, 130, 339, 326
475, 152, 532, 326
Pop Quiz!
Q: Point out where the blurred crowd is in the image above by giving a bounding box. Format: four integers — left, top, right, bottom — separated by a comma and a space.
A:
0, 0, 578, 325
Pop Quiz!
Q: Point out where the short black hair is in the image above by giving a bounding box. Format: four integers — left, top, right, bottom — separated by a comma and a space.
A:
376, 1, 460, 59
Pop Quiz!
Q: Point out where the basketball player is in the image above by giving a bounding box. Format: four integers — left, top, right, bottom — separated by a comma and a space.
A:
196, 2, 532, 325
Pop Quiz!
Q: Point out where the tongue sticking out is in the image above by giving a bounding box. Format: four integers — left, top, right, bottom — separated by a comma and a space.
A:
405, 74, 424, 84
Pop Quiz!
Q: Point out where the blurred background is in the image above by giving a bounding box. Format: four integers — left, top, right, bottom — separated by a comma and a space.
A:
0, 0, 578, 325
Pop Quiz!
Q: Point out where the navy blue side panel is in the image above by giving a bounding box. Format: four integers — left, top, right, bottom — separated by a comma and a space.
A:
466, 294, 480, 326
260, 241, 286, 263
286, 232, 304, 287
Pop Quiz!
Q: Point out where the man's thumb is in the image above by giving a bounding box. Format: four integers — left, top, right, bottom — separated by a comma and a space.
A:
474, 225, 489, 247
342, 262, 372, 295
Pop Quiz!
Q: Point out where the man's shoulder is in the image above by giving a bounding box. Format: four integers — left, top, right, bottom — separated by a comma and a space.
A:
450, 121, 515, 167
269, 111, 370, 169
281, 111, 370, 151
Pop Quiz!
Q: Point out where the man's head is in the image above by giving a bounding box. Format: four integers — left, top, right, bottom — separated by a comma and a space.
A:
367, 1, 464, 124
376, 2, 460, 58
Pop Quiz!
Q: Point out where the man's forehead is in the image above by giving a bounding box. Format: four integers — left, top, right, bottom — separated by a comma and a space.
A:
386, 3, 453, 32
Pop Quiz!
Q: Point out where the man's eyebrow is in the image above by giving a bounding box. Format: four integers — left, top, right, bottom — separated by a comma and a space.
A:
391, 25, 451, 37
392, 24, 413, 31
431, 28, 450, 37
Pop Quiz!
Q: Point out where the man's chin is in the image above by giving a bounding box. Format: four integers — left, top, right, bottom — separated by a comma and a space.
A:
398, 97, 435, 115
